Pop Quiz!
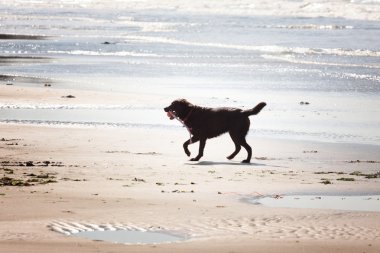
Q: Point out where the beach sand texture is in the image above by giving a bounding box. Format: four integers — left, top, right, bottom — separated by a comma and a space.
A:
1, 87, 380, 252
1, 0, 380, 252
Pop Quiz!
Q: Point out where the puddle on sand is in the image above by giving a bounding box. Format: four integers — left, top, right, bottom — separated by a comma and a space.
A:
72, 229, 185, 244
249, 195, 380, 212
48, 222, 186, 245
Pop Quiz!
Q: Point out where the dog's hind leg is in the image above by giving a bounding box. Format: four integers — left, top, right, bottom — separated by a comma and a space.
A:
233, 118, 251, 163
241, 138, 252, 163
183, 136, 199, 157
190, 137, 206, 161
227, 132, 241, 160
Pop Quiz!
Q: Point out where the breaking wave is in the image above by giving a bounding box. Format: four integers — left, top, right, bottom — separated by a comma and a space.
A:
261, 54, 380, 69
47, 50, 159, 57
258, 24, 354, 30
125, 36, 380, 57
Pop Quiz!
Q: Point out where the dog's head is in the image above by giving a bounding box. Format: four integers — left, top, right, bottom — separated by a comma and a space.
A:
164, 99, 192, 120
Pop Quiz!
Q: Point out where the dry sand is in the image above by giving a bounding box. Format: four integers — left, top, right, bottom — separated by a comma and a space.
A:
1, 85, 380, 253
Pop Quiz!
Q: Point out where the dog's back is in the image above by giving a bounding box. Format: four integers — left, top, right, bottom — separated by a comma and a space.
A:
188, 103, 266, 139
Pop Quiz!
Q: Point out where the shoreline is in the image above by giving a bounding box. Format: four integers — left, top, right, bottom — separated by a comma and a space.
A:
1, 84, 380, 147
0, 84, 165, 106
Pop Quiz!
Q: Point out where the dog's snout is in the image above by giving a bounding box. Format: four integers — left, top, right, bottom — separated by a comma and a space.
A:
164, 107, 169, 112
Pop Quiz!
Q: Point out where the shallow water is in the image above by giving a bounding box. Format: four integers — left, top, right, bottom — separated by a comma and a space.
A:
72, 229, 185, 244
1, 0, 379, 145
1, 91, 379, 145
249, 195, 380, 212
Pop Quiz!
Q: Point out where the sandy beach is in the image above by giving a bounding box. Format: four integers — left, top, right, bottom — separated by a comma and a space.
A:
1, 85, 380, 253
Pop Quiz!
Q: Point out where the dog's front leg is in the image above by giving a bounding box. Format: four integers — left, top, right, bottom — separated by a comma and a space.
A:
190, 138, 206, 161
183, 136, 199, 157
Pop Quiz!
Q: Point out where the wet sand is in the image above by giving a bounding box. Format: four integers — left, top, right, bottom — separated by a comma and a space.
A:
0, 34, 48, 40
1, 85, 380, 253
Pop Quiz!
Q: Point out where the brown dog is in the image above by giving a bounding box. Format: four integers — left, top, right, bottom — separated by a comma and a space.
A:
164, 99, 266, 163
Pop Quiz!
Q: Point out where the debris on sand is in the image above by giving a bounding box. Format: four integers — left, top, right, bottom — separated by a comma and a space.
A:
102, 41, 116, 45
303, 150, 318, 153
349, 171, 380, 179
0, 160, 66, 187
320, 179, 332, 185
0, 176, 31, 186
336, 177, 355, 181
347, 160, 380, 164
133, 177, 146, 183
25, 161, 34, 167
314, 171, 345, 175
0, 172, 58, 186
62, 95, 75, 98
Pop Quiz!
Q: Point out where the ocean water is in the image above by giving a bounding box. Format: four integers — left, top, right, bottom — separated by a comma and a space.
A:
0, 0, 379, 145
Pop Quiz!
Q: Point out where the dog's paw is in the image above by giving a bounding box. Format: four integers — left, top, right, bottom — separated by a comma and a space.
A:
190, 157, 200, 161
241, 159, 251, 164
183, 146, 191, 157
226, 155, 234, 160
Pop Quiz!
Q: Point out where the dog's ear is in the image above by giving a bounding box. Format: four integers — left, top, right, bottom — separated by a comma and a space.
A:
178, 98, 191, 106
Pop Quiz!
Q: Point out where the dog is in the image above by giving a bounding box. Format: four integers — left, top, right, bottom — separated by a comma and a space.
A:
164, 99, 266, 163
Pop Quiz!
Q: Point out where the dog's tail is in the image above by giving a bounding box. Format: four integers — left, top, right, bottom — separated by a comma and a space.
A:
243, 102, 267, 116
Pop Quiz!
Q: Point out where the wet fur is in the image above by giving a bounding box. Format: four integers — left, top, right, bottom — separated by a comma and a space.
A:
164, 99, 266, 163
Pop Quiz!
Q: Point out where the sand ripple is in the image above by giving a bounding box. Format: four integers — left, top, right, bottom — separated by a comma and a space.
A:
48, 213, 380, 241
